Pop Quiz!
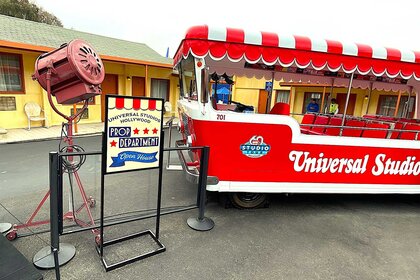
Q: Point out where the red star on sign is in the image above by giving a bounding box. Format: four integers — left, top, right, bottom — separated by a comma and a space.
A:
143, 128, 149, 134
133, 128, 139, 134
110, 140, 117, 147
152, 128, 158, 134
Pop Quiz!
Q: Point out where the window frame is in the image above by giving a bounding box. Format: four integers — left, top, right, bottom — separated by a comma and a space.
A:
0, 52, 25, 94
151, 78, 170, 101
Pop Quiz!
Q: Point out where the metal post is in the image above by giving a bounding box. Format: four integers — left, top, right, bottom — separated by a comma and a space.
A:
325, 79, 335, 113
33, 152, 75, 269
165, 118, 183, 171
53, 248, 60, 280
99, 132, 106, 257
320, 86, 326, 112
156, 134, 165, 239
340, 72, 355, 136
265, 72, 275, 114
166, 119, 173, 169
394, 90, 402, 117
403, 86, 413, 118
187, 146, 214, 231
365, 82, 373, 115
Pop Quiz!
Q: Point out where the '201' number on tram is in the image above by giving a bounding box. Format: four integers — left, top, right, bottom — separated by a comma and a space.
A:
217, 114, 226, 121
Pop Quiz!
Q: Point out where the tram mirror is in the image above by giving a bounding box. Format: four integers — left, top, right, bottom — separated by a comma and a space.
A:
201, 67, 209, 104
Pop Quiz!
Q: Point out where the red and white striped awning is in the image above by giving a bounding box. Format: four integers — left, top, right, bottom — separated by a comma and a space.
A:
109, 97, 163, 111
173, 25, 420, 80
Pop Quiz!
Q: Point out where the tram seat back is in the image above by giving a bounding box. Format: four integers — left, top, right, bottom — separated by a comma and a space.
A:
399, 123, 420, 140
363, 114, 378, 120
300, 113, 316, 134
311, 115, 330, 134
377, 116, 396, 122
270, 102, 290, 115
402, 118, 419, 124
301, 113, 316, 125
342, 119, 366, 137
361, 122, 389, 138
324, 117, 342, 136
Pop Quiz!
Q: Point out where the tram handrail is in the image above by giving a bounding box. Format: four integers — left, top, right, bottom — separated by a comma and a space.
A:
300, 123, 419, 132
171, 141, 219, 185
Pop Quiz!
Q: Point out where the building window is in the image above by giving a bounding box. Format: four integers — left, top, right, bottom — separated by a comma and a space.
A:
151, 79, 169, 101
276, 90, 290, 103
377, 95, 415, 118
0, 96, 16, 111
0, 53, 24, 93
302, 92, 322, 113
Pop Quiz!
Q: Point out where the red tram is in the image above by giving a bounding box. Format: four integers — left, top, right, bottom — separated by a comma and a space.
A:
173, 26, 420, 208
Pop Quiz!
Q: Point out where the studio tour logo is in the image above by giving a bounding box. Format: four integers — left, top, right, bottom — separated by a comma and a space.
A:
240, 136, 271, 158
288, 151, 420, 176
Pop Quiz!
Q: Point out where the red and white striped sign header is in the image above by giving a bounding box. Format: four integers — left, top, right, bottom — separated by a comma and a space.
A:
108, 97, 162, 111
173, 25, 420, 80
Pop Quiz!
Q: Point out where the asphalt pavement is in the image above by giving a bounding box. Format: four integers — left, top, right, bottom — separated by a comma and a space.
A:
1, 134, 420, 279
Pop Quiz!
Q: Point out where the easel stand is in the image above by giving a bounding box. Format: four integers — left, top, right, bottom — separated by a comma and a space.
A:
96, 132, 166, 272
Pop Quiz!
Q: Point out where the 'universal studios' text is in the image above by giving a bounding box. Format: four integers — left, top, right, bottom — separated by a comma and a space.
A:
288, 151, 419, 176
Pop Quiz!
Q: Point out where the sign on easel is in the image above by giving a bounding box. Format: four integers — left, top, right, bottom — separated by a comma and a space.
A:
104, 95, 164, 174
99, 95, 166, 272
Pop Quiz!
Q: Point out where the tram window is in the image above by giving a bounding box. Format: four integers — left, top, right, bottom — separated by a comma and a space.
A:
180, 73, 197, 100
178, 56, 197, 100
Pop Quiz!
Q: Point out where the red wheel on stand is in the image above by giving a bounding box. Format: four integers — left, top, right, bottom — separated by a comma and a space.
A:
88, 196, 96, 208
95, 234, 101, 246
6, 230, 17, 241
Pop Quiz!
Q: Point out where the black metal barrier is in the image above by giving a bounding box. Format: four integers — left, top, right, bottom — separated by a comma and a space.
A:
45, 143, 214, 274
32, 152, 75, 279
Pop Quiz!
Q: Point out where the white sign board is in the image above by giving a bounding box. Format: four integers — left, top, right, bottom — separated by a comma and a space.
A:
104, 95, 163, 174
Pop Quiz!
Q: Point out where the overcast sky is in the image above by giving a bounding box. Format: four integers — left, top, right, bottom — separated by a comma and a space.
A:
35, 0, 420, 58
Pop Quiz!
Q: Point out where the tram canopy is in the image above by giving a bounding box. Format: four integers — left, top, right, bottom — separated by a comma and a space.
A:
174, 25, 420, 117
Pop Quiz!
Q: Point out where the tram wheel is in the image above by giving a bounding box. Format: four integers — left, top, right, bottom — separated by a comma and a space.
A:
230, 193, 267, 209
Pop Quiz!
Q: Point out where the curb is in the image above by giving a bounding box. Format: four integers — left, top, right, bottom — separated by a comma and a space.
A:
0, 132, 103, 145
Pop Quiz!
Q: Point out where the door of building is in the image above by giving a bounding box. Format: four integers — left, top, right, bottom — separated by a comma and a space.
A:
101, 74, 118, 121
336, 93, 357, 115
132, 76, 145, 97
258, 90, 268, 114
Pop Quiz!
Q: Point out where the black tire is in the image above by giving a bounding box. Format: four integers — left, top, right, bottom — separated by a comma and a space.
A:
230, 193, 267, 209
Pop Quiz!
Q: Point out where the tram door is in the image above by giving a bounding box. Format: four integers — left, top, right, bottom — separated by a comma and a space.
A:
336, 93, 357, 115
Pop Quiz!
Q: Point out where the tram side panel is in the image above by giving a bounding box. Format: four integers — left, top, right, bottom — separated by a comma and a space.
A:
183, 113, 420, 191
